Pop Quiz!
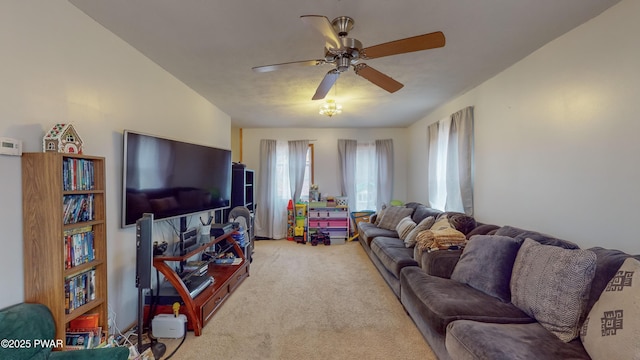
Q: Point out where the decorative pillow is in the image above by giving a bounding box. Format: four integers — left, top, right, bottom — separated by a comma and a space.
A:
395, 216, 417, 240
510, 238, 597, 342
450, 235, 521, 302
404, 216, 435, 248
373, 204, 387, 225
377, 206, 414, 231
415, 227, 466, 251
580, 257, 640, 360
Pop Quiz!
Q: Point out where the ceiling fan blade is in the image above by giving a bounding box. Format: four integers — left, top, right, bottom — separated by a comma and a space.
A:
312, 69, 340, 100
354, 64, 403, 93
300, 15, 342, 51
363, 31, 445, 59
252, 59, 326, 73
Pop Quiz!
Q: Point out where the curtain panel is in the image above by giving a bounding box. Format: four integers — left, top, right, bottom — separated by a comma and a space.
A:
255, 139, 288, 239
426, 106, 474, 215
288, 140, 309, 202
375, 139, 393, 211
337, 139, 357, 211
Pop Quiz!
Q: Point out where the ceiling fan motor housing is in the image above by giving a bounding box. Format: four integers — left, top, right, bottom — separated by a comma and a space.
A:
332, 16, 354, 37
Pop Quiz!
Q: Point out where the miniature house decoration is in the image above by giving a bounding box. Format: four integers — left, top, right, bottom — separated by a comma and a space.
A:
43, 123, 83, 154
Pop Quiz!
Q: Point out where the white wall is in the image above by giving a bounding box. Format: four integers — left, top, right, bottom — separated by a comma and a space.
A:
242, 128, 409, 204
408, 0, 640, 254
0, 0, 231, 331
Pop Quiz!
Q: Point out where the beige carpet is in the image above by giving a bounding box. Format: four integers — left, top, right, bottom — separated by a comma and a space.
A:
163, 240, 436, 360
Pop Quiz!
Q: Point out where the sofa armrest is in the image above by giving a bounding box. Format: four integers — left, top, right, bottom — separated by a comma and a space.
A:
419, 249, 463, 278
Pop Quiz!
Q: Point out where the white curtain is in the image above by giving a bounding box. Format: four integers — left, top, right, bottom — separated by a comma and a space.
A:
376, 139, 393, 211
357, 142, 377, 211
288, 140, 309, 202
427, 106, 474, 215
255, 139, 289, 239
337, 139, 357, 211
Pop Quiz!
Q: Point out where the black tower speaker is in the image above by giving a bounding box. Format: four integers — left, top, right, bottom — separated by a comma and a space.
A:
135, 213, 166, 358
135, 213, 154, 289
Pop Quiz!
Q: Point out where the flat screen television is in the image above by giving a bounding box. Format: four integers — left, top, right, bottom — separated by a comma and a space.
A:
121, 130, 231, 227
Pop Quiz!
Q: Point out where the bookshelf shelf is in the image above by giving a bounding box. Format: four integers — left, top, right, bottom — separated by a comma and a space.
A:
22, 152, 109, 349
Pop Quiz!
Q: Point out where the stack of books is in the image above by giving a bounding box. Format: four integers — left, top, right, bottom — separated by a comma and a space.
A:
66, 313, 102, 350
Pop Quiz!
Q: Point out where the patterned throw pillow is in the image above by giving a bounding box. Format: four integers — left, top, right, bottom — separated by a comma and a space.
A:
404, 216, 435, 248
580, 257, 640, 360
395, 216, 417, 241
510, 239, 597, 342
377, 206, 414, 231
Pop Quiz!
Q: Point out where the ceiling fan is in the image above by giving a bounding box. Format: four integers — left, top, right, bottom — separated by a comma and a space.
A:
252, 15, 445, 100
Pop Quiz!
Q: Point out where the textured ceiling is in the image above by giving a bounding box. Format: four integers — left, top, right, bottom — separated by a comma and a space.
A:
69, 0, 620, 128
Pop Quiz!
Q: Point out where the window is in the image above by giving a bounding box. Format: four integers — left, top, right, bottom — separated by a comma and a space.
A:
275, 142, 313, 202
428, 106, 474, 215
355, 142, 376, 211
300, 144, 314, 202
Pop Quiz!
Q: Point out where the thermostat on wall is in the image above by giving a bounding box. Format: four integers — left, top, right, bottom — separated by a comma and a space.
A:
0, 137, 22, 156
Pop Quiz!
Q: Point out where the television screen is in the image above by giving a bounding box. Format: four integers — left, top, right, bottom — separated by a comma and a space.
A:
122, 130, 231, 227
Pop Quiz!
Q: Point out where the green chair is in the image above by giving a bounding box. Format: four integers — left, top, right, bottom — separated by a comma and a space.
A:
0, 303, 129, 360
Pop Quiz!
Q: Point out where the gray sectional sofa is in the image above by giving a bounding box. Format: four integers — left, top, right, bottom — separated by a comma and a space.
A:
357, 203, 640, 360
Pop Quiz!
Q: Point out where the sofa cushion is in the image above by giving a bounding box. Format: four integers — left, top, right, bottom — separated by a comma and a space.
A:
580, 257, 640, 360
377, 206, 414, 231
395, 216, 416, 240
400, 266, 534, 336
495, 225, 579, 249
404, 216, 435, 248
371, 237, 418, 278
446, 320, 591, 360
451, 235, 521, 302
406, 203, 442, 224
465, 224, 500, 239
510, 238, 597, 342
418, 248, 463, 278
358, 222, 397, 246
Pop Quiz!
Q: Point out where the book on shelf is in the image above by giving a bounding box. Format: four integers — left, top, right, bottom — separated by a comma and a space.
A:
65, 328, 103, 350
63, 157, 95, 191
64, 268, 97, 314
64, 225, 95, 269
69, 313, 100, 328
63, 194, 95, 224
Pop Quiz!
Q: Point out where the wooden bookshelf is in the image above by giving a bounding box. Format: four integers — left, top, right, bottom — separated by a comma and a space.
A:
22, 152, 109, 348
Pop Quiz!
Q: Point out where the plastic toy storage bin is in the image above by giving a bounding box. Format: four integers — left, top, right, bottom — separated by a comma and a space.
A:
308, 219, 348, 228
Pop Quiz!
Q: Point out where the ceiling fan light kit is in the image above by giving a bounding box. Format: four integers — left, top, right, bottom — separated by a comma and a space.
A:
252, 15, 445, 101
319, 99, 342, 117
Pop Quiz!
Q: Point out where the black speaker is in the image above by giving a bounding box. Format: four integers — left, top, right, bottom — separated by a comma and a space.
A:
136, 213, 154, 289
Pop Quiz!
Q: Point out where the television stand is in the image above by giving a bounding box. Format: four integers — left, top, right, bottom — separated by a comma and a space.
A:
152, 231, 249, 336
